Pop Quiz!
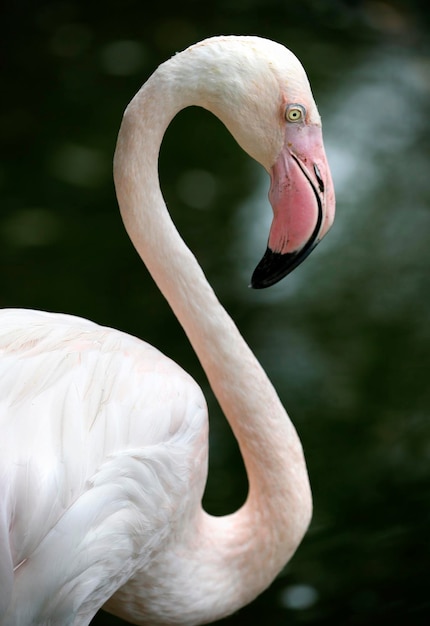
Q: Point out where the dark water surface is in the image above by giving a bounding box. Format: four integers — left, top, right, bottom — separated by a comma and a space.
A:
2, 1, 429, 625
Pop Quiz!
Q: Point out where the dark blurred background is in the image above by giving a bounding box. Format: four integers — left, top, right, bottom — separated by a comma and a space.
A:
1, 1, 430, 624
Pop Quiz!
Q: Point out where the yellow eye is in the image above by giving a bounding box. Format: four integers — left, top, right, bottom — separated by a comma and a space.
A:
286, 104, 305, 123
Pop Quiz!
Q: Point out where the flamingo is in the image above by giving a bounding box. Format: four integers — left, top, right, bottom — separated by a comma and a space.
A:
0, 36, 335, 625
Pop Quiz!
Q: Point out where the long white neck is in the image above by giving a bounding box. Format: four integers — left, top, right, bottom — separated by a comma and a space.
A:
113, 39, 312, 624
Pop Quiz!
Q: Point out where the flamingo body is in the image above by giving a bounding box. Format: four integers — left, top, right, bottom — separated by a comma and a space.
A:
1, 309, 207, 624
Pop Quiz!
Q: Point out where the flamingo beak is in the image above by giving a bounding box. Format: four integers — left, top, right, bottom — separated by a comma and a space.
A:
250, 123, 335, 288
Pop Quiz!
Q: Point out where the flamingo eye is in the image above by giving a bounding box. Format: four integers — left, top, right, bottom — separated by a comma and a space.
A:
286, 104, 305, 123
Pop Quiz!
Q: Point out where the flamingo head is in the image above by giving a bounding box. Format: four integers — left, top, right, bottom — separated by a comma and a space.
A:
184, 36, 335, 288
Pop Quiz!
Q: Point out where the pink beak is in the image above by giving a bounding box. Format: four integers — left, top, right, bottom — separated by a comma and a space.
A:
251, 123, 335, 288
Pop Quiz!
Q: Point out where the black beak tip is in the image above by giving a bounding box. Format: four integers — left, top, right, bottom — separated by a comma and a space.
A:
250, 243, 319, 289
250, 248, 293, 289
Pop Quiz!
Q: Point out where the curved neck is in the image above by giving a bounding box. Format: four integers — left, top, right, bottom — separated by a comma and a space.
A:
113, 51, 312, 622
